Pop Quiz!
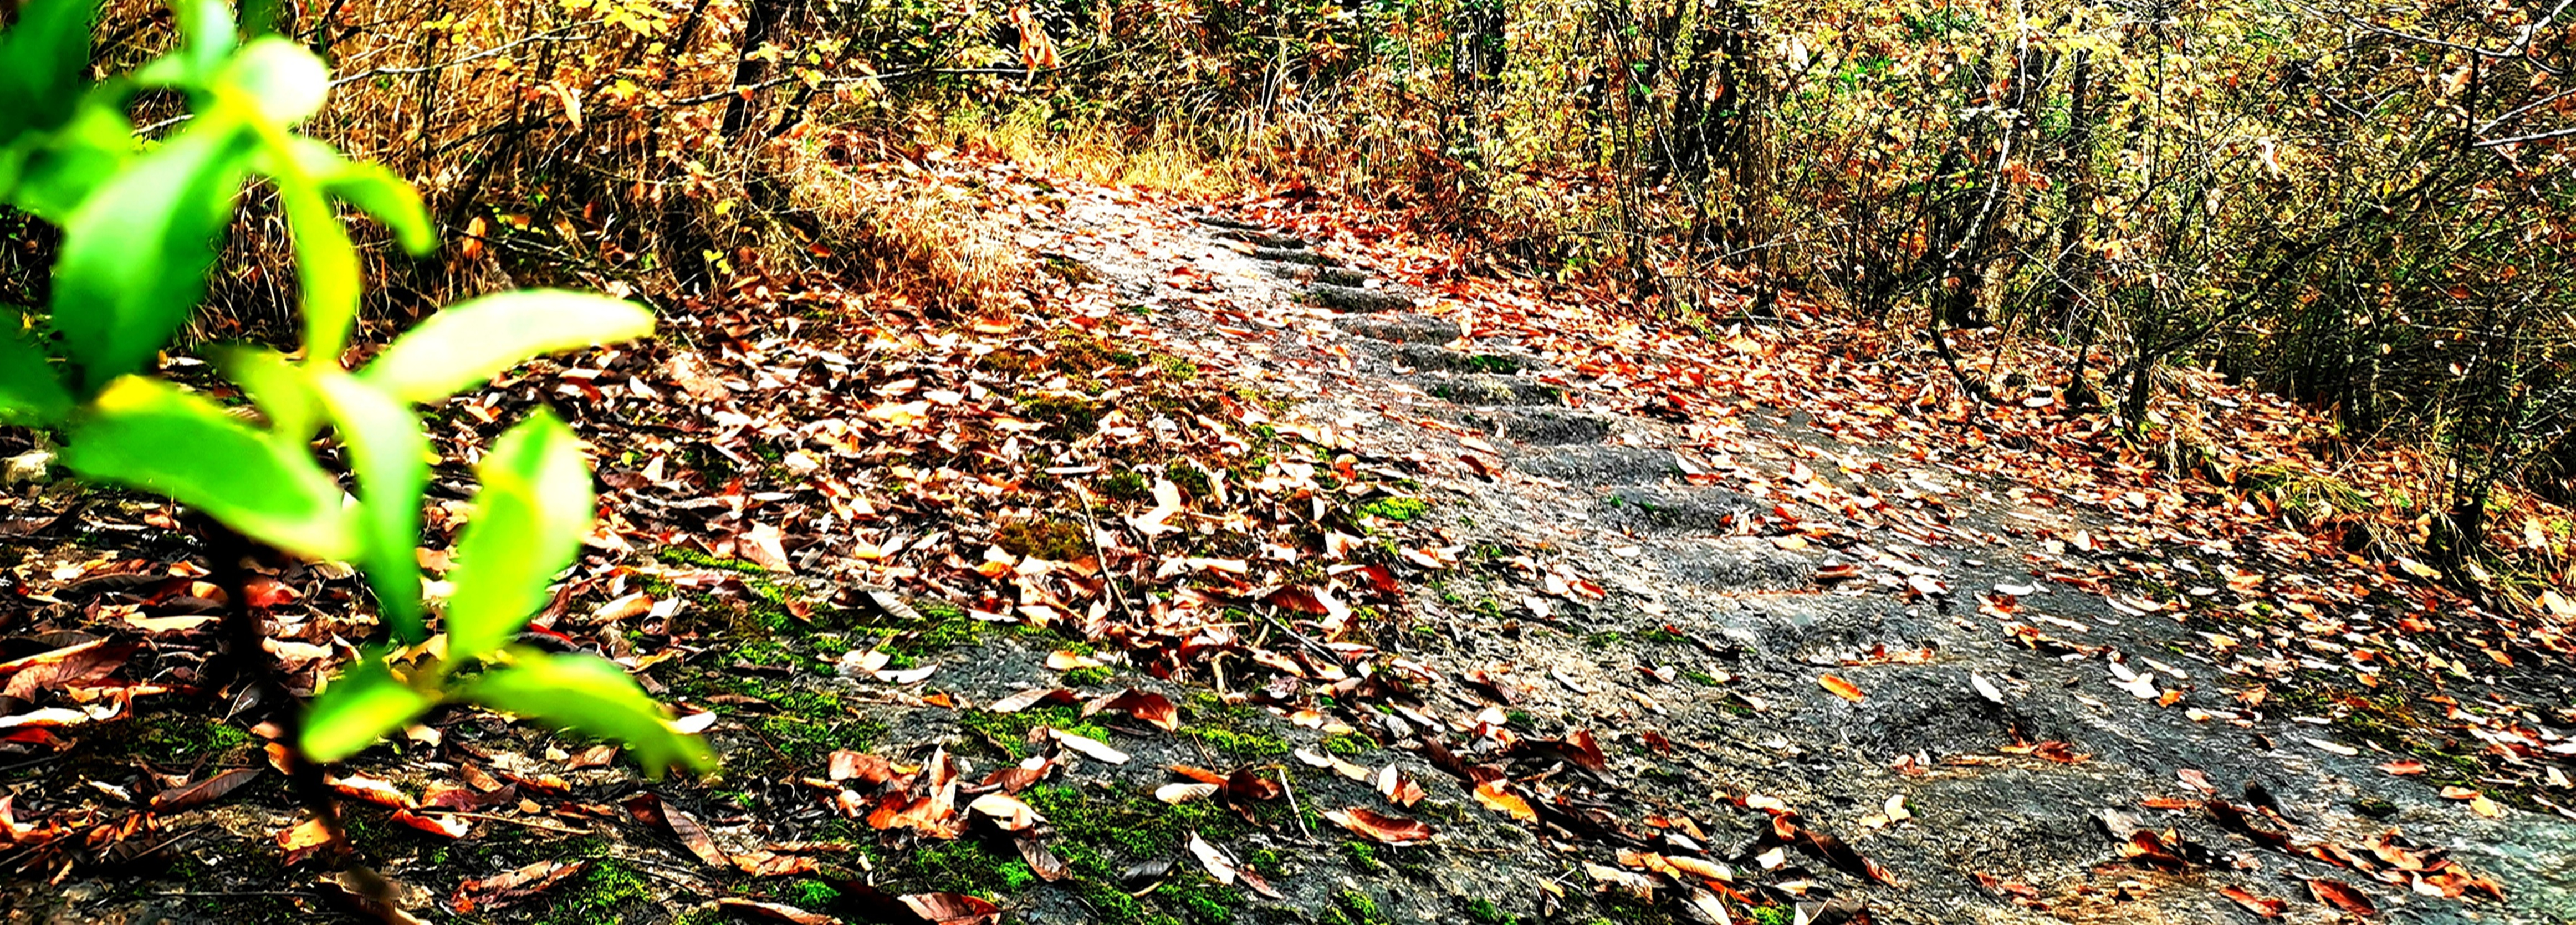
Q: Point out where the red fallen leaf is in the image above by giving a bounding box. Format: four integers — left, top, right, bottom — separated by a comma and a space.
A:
453, 860, 587, 913
1171, 764, 1230, 785
717, 898, 835, 924
1818, 674, 1865, 702
901, 892, 1003, 923
391, 809, 467, 839
1327, 806, 1434, 845
2376, 760, 2427, 776
2307, 878, 2378, 916
1263, 585, 1332, 616
241, 575, 299, 609
1238, 865, 1283, 900
1085, 689, 1178, 731
150, 766, 263, 812
1354, 564, 1401, 597
2220, 885, 2288, 917
1223, 769, 1281, 803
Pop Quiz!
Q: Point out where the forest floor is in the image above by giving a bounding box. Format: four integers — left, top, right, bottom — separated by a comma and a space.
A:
4, 148, 2576, 924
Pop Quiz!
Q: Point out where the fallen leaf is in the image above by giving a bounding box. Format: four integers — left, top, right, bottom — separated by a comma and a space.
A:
1818, 674, 1865, 702
1085, 689, 1178, 731
1327, 806, 1433, 845
151, 767, 264, 812
454, 860, 587, 914
717, 898, 835, 924
1472, 780, 1537, 821
1049, 728, 1129, 764
900, 892, 1004, 923
2218, 885, 2287, 918
1189, 831, 1237, 884
2307, 878, 2378, 916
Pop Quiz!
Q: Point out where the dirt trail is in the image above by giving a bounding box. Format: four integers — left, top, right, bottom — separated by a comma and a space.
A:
1006, 186, 2576, 922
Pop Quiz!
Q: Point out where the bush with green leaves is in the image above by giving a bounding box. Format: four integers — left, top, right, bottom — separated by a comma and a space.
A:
0, 0, 713, 776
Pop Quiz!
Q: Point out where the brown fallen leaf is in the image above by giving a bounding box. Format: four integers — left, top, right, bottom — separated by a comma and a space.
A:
1188, 831, 1237, 885
830, 750, 900, 785
2219, 885, 2287, 918
1327, 806, 1434, 845
900, 892, 1004, 924
1085, 689, 1179, 731
458, 860, 590, 917
330, 773, 413, 809
629, 794, 729, 867
151, 766, 263, 812
1818, 674, 1865, 702
2378, 760, 2428, 776
2307, 877, 2378, 916
1049, 727, 1129, 764
967, 791, 1042, 832
716, 898, 834, 924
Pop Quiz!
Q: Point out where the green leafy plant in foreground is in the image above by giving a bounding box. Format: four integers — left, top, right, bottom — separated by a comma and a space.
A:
0, 0, 713, 776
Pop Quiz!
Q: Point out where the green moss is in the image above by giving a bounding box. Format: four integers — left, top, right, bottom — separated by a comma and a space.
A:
1320, 733, 1373, 756
1683, 671, 1726, 687
1639, 626, 1686, 645
536, 860, 655, 925
1341, 840, 1383, 872
1356, 497, 1429, 522
1187, 726, 1289, 757
1102, 470, 1151, 500
1323, 890, 1391, 925
1460, 897, 1518, 925
1064, 665, 1114, 687
1747, 904, 1792, 925
1170, 464, 1213, 498
959, 706, 1113, 761
118, 713, 257, 763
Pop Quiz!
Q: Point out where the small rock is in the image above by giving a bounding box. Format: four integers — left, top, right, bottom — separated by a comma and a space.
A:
1255, 247, 1336, 267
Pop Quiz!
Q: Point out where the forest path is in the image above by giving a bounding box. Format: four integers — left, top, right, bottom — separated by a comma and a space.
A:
1001, 181, 2576, 923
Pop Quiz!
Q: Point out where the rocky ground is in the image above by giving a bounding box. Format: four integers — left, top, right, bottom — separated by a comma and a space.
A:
3, 157, 2572, 924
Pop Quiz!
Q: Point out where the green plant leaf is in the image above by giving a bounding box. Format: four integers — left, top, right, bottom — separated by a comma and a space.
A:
442, 410, 591, 661
279, 138, 436, 257
0, 313, 69, 426
461, 651, 715, 778
310, 373, 430, 645
63, 376, 356, 560
48, 117, 252, 391
359, 291, 653, 405
0, 0, 103, 140
135, 0, 239, 89
279, 171, 362, 364
6, 100, 139, 223
216, 37, 329, 126
214, 346, 322, 443
301, 653, 434, 764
